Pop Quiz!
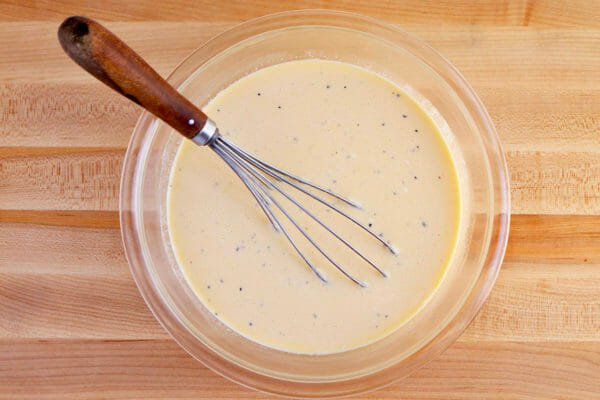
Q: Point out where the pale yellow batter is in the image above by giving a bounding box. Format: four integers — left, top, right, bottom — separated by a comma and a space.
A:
168, 60, 460, 354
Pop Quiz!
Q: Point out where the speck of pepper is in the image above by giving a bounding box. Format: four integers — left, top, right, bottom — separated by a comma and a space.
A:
402, 114, 407, 118
438, 175, 442, 180
239, 287, 243, 292
326, 84, 331, 89
421, 221, 428, 228
235, 246, 240, 252
219, 278, 224, 283
312, 313, 318, 319
385, 314, 389, 319
414, 176, 418, 180
414, 129, 419, 133
257, 92, 261, 96
277, 105, 282, 109
248, 321, 253, 327
381, 122, 386, 126
343, 85, 347, 89
368, 223, 373, 227
207, 285, 211, 289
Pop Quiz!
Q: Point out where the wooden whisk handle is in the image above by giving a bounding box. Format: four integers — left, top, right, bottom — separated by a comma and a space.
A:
58, 16, 207, 140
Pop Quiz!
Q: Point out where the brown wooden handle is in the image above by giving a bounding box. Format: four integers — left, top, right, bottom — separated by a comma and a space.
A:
58, 16, 207, 140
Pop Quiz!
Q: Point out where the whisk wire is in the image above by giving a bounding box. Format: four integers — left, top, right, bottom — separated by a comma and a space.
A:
217, 142, 369, 287
211, 135, 394, 286
218, 137, 398, 256
223, 144, 388, 279
219, 137, 361, 208
214, 144, 329, 283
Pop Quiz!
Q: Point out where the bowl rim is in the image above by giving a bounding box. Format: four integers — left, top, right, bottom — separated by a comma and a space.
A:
120, 9, 511, 398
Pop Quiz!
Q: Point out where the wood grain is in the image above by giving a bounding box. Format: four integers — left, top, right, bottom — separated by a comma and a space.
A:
1, 1, 599, 398
1, 0, 599, 28
1, 216, 598, 343
0, 149, 123, 211
0, 340, 597, 400
3, 85, 599, 152
3, 149, 599, 214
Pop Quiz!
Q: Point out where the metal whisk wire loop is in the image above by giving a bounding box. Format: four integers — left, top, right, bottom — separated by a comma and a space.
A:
210, 134, 396, 287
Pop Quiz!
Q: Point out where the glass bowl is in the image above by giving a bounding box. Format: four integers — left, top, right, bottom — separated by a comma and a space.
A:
120, 10, 510, 398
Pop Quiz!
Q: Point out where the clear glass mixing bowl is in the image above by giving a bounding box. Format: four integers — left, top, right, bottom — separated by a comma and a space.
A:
120, 10, 510, 398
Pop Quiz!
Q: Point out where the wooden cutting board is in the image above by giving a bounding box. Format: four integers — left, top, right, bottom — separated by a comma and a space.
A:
1, 1, 599, 398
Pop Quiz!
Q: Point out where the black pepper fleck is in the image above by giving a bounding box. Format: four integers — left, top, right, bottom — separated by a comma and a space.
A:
368, 223, 373, 227
248, 321, 253, 326
257, 92, 261, 96
402, 114, 407, 118
312, 313, 318, 319
207, 285, 211, 289
277, 105, 282, 109
239, 287, 243, 291
421, 221, 428, 228
414, 129, 419, 133
414, 176, 418, 180
326, 84, 330, 89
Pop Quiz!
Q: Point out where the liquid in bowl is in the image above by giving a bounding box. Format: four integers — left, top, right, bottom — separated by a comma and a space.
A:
168, 59, 461, 355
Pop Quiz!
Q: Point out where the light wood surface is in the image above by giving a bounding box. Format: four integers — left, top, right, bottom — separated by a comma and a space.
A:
1, 1, 599, 399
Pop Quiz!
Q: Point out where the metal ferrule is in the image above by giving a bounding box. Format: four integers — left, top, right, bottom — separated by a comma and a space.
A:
192, 118, 219, 146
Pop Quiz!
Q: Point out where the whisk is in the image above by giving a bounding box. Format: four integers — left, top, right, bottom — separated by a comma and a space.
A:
58, 16, 397, 287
